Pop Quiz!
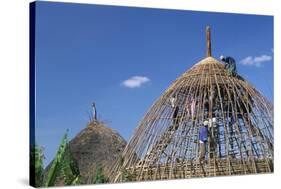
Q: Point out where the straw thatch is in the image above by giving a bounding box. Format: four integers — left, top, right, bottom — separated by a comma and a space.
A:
45, 120, 127, 185
110, 27, 273, 182
69, 120, 127, 184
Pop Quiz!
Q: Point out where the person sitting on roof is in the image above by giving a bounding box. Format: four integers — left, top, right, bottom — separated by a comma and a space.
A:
220, 55, 237, 77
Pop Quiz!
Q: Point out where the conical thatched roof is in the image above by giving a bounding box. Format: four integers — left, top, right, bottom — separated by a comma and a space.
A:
69, 120, 127, 184
44, 120, 127, 185
110, 27, 273, 182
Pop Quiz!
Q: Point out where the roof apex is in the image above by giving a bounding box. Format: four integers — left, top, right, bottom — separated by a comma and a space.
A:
194, 56, 222, 66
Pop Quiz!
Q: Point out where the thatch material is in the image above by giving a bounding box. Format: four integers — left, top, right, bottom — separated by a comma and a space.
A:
110, 27, 273, 182
45, 120, 127, 185
69, 120, 127, 184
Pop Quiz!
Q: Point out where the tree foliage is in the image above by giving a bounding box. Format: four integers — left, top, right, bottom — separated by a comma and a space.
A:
30, 143, 45, 187
43, 129, 81, 187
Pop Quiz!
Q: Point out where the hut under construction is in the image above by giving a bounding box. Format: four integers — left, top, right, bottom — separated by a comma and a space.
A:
110, 26, 274, 182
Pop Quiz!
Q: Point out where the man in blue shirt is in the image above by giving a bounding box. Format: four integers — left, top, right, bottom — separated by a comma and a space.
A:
199, 120, 209, 161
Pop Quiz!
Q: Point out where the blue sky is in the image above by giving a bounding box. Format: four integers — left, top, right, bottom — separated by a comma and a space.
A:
34, 1, 273, 166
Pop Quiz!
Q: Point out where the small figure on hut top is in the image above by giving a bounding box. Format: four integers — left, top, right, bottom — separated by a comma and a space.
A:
199, 120, 209, 162
92, 102, 97, 121
220, 55, 237, 77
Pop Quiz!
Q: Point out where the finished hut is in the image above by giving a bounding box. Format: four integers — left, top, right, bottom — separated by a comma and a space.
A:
110, 26, 273, 182
69, 120, 127, 184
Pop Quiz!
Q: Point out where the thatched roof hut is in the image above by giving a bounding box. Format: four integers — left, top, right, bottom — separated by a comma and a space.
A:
110, 26, 273, 182
69, 120, 127, 184
44, 120, 127, 185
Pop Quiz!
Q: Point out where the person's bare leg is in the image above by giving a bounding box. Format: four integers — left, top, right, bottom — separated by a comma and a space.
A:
199, 142, 205, 162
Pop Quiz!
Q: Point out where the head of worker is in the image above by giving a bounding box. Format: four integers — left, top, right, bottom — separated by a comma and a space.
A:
203, 120, 209, 127
220, 55, 225, 62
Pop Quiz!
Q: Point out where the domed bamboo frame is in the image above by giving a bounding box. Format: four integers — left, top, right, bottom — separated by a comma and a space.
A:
110, 27, 273, 182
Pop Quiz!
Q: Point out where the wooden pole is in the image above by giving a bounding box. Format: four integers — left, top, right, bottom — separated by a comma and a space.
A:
206, 26, 212, 57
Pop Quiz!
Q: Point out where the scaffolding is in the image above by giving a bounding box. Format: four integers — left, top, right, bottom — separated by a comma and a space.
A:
110, 26, 273, 182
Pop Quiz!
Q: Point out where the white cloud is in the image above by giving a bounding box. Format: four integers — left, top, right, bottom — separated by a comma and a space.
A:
240, 54, 272, 67
122, 76, 150, 88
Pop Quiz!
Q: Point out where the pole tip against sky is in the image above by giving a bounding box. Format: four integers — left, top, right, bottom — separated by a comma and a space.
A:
206, 26, 212, 57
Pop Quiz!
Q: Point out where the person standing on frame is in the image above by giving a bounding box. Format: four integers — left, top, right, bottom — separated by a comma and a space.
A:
170, 95, 179, 125
199, 120, 209, 162
185, 97, 196, 122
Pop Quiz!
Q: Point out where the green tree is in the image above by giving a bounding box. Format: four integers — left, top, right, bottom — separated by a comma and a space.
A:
44, 129, 81, 186
60, 144, 81, 185
30, 143, 45, 187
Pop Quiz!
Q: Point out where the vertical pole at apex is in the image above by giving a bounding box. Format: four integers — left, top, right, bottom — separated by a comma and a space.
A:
206, 26, 212, 57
